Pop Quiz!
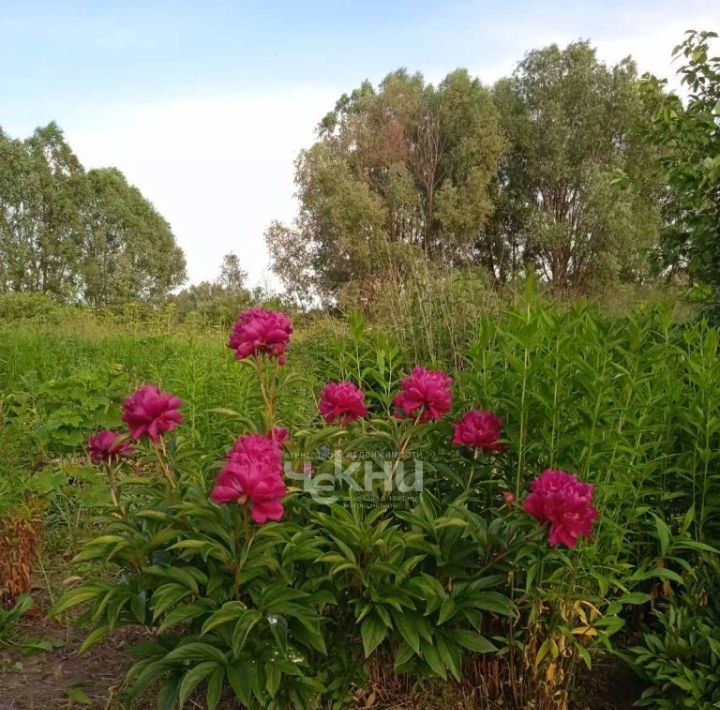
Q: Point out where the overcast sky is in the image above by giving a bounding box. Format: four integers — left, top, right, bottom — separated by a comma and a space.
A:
2, 0, 719, 288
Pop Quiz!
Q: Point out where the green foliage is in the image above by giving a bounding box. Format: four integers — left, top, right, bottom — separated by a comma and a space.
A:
0, 123, 186, 307
171, 253, 254, 327
490, 41, 662, 290
266, 68, 504, 302
0, 594, 33, 640
55, 484, 330, 709
4, 293, 720, 705
267, 39, 675, 306
639, 30, 720, 315
344, 262, 500, 364
629, 561, 720, 708
81, 168, 186, 307
455, 292, 720, 704
0, 292, 83, 322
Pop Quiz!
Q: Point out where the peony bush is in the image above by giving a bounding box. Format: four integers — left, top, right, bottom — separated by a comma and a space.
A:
54, 305, 634, 709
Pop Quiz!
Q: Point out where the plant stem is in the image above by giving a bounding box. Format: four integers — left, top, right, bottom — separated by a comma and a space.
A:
391, 412, 423, 482
154, 438, 176, 488
256, 357, 276, 431
106, 462, 119, 507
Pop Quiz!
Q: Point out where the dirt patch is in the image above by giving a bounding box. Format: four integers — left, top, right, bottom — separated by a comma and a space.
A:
0, 593, 148, 710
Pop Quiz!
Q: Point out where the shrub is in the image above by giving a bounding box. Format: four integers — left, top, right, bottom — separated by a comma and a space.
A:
628, 560, 720, 708
0, 292, 84, 323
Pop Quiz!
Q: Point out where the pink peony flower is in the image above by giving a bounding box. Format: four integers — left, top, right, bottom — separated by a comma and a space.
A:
211, 461, 287, 523
88, 429, 134, 463
523, 470, 599, 549
122, 385, 183, 442
212, 433, 287, 524
452, 410, 506, 452
318, 381, 369, 425
227, 307, 293, 364
227, 433, 283, 468
503, 491, 516, 506
393, 366, 453, 423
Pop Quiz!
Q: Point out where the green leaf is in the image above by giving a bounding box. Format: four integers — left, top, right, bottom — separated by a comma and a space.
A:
448, 629, 497, 653
130, 591, 147, 623
394, 641, 416, 670
201, 601, 248, 634
145, 565, 203, 593
393, 613, 420, 653
651, 514, 671, 557
178, 661, 217, 707
420, 639, 446, 679
206, 667, 225, 710
438, 598, 457, 624
156, 675, 181, 710
361, 614, 388, 658
66, 687, 92, 705
164, 642, 227, 665
79, 624, 110, 653
151, 584, 192, 621
52, 586, 106, 615
227, 660, 253, 705
232, 610, 263, 655
268, 614, 288, 657
468, 592, 515, 617
618, 592, 652, 606
266, 663, 281, 698
436, 635, 462, 681
159, 602, 210, 633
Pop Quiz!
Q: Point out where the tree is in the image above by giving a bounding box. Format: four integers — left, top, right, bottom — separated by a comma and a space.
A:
0, 123, 84, 298
172, 253, 251, 324
81, 168, 186, 308
217, 253, 247, 293
490, 42, 663, 290
0, 123, 187, 306
639, 31, 720, 306
265, 220, 315, 307
266, 69, 504, 301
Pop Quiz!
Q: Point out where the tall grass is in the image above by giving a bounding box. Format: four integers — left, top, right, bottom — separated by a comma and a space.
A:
4, 300, 718, 555
454, 296, 720, 617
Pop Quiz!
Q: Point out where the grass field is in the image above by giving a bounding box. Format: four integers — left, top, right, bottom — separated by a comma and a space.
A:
1, 299, 719, 708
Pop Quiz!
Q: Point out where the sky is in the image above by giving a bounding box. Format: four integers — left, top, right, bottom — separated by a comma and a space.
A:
2, 0, 719, 289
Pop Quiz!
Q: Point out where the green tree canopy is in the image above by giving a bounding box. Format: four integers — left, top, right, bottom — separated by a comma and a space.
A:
267, 69, 504, 301
0, 123, 84, 298
639, 30, 720, 308
172, 252, 251, 324
0, 123, 186, 307
81, 167, 186, 307
217, 252, 248, 293
489, 41, 663, 290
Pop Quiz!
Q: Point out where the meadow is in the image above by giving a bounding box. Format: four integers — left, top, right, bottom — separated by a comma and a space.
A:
1, 295, 719, 708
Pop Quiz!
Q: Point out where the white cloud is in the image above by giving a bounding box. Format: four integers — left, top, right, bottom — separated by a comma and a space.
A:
593, 8, 719, 92
67, 87, 338, 288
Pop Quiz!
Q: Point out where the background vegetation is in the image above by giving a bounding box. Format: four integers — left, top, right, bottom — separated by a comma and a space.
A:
1, 27, 720, 710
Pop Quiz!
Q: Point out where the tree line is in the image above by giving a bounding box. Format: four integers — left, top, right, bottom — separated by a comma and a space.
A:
267, 32, 720, 309
3, 31, 717, 316
0, 122, 186, 307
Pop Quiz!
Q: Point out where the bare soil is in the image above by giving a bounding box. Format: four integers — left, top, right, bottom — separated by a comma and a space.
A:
0, 591, 148, 710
